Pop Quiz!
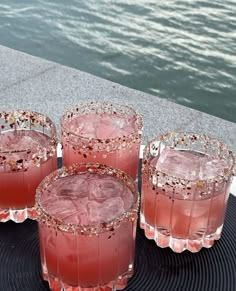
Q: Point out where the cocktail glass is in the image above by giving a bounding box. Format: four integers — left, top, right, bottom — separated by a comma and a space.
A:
36, 162, 139, 291
0, 110, 57, 222
61, 102, 143, 179
140, 132, 235, 252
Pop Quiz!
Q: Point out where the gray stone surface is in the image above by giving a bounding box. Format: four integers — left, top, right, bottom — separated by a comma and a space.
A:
0, 46, 236, 152
0, 45, 56, 91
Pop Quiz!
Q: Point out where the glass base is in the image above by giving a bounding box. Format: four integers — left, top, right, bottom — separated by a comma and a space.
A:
0, 206, 36, 223
42, 270, 132, 291
140, 213, 223, 253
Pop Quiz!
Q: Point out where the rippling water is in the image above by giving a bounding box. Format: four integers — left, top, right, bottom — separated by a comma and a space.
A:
0, 0, 235, 123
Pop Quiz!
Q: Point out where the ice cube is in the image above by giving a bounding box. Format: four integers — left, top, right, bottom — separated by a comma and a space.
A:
47, 199, 77, 218
57, 176, 89, 199
40, 195, 56, 208
88, 176, 124, 202
74, 122, 85, 135
113, 118, 126, 129
96, 114, 136, 139
62, 198, 90, 225
41, 173, 130, 225
71, 115, 97, 138
88, 197, 125, 223
79, 120, 97, 138
199, 156, 228, 180
116, 115, 136, 136
96, 124, 115, 139
155, 148, 200, 180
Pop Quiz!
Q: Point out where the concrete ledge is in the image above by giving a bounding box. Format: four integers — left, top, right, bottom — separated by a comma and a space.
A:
0, 45, 56, 91
0, 46, 236, 153
0, 45, 235, 194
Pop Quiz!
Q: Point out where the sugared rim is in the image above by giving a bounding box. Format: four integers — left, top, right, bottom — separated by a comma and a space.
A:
61, 101, 143, 142
0, 110, 57, 154
143, 131, 235, 185
35, 162, 139, 234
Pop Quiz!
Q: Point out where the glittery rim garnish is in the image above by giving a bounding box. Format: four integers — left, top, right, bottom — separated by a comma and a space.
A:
143, 132, 235, 190
0, 110, 57, 170
61, 101, 143, 153
36, 162, 139, 234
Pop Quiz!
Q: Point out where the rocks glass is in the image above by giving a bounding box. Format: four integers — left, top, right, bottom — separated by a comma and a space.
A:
36, 162, 139, 291
0, 110, 57, 222
140, 132, 235, 252
61, 102, 143, 179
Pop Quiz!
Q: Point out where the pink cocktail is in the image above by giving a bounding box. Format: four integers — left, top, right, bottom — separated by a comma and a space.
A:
61, 102, 143, 179
0, 110, 57, 222
36, 163, 139, 291
140, 132, 235, 252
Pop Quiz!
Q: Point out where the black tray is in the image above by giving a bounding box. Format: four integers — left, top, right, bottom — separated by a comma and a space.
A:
0, 159, 235, 291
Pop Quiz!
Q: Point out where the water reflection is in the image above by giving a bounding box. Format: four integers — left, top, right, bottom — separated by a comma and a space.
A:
0, 0, 235, 122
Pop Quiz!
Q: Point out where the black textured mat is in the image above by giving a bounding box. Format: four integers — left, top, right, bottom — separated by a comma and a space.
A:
0, 159, 235, 291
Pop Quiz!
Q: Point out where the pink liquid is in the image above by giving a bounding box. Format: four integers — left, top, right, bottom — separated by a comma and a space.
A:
39, 173, 136, 288
62, 112, 141, 178
0, 130, 57, 221
141, 148, 231, 252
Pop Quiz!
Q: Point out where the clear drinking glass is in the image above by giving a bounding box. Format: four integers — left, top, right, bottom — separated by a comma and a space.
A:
61, 102, 143, 179
36, 162, 139, 291
140, 132, 235, 252
0, 110, 57, 222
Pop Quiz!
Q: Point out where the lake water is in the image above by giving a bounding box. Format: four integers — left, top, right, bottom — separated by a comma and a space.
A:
0, 0, 235, 123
